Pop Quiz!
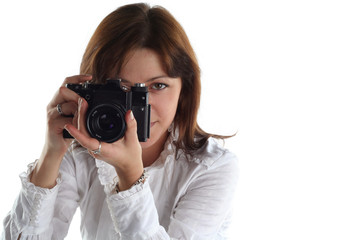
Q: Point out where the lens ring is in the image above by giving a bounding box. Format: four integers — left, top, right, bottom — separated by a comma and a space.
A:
86, 103, 126, 143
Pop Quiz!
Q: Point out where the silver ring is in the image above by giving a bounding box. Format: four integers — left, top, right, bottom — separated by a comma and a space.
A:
91, 141, 102, 155
56, 104, 64, 116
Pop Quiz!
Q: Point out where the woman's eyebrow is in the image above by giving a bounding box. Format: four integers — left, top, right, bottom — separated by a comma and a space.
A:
120, 75, 168, 83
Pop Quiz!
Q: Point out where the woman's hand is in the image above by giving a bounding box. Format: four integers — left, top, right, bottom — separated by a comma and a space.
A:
31, 75, 92, 188
64, 97, 144, 191
43, 75, 93, 157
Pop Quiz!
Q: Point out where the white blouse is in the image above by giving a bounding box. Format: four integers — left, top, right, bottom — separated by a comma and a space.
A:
2, 133, 239, 239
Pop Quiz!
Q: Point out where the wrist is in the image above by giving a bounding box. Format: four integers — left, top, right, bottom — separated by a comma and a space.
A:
30, 145, 65, 188
31, 157, 62, 189
116, 169, 146, 192
41, 142, 68, 162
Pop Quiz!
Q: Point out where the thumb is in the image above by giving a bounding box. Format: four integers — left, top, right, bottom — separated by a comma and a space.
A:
78, 98, 89, 133
124, 110, 138, 143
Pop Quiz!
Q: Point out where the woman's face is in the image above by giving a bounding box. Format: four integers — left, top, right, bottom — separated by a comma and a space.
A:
119, 48, 182, 150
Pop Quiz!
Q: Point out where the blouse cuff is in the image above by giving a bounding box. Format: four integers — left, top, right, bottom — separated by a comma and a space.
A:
106, 180, 163, 239
16, 160, 61, 235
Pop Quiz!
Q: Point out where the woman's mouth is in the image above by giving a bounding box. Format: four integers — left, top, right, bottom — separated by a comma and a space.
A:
150, 122, 157, 128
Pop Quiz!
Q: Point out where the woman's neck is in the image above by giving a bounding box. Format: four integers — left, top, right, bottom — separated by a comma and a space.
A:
141, 131, 169, 167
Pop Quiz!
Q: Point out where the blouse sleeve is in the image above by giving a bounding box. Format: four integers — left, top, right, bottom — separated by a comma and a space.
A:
106, 181, 170, 239
2, 152, 80, 240
105, 150, 239, 240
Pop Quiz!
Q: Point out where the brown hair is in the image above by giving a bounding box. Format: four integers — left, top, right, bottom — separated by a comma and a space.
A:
80, 3, 230, 155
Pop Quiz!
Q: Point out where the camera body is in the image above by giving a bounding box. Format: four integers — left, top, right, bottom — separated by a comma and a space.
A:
63, 79, 150, 143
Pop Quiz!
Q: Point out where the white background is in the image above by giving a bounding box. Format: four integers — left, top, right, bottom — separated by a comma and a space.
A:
0, 0, 359, 239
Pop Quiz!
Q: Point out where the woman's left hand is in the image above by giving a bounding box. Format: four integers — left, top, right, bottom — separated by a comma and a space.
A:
64, 98, 144, 191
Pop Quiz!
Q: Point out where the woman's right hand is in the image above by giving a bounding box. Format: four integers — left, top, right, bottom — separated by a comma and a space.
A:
30, 75, 92, 188
43, 75, 92, 157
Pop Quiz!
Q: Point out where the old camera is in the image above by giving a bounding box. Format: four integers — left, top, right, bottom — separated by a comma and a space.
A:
63, 79, 150, 143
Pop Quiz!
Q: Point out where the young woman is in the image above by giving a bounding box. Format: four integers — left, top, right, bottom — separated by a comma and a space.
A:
2, 3, 238, 239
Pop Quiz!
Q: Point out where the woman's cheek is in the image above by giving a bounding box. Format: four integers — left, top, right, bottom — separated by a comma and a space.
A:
150, 88, 181, 122
161, 95, 179, 118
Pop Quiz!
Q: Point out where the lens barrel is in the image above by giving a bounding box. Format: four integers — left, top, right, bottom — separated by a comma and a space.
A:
86, 103, 126, 143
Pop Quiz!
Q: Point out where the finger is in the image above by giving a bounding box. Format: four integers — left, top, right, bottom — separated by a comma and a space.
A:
49, 116, 74, 135
48, 74, 92, 109
57, 101, 77, 117
77, 97, 90, 136
47, 105, 73, 122
61, 74, 92, 87
72, 110, 78, 128
124, 110, 138, 144
48, 86, 81, 109
64, 124, 99, 150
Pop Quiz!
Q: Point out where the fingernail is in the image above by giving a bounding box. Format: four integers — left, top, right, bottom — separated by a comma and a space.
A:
130, 111, 134, 120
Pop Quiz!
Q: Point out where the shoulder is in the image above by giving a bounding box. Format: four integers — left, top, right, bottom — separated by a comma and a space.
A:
175, 138, 239, 200
186, 137, 239, 171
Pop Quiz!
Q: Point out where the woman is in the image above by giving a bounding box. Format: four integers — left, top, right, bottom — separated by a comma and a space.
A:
2, 3, 238, 239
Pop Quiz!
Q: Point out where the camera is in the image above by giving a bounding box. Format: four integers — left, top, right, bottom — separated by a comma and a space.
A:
63, 79, 150, 143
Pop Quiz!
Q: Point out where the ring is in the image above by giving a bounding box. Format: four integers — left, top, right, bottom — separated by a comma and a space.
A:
91, 141, 102, 155
56, 104, 64, 116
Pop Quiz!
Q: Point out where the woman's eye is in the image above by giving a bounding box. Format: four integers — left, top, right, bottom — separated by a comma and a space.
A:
151, 83, 168, 90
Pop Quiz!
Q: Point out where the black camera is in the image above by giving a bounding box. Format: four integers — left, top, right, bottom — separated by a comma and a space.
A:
63, 79, 150, 143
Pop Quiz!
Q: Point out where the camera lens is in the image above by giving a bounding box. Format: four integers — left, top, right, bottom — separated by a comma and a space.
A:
86, 103, 126, 143
99, 114, 115, 130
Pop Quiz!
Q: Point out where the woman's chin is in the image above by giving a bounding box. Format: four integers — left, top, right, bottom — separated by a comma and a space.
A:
140, 140, 154, 149
140, 125, 169, 150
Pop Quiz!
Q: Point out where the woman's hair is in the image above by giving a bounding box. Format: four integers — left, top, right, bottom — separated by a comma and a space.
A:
80, 3, 230, 155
